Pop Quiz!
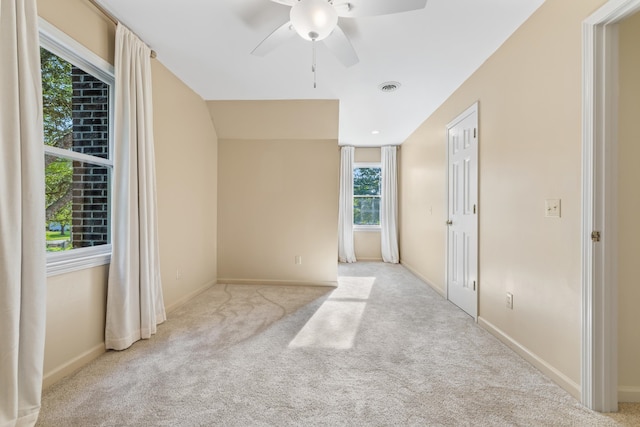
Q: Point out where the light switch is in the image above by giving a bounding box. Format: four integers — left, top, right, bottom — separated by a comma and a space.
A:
545, 199, 561, 218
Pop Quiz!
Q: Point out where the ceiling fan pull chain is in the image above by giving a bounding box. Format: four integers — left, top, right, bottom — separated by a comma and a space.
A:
312, 39, 317, 89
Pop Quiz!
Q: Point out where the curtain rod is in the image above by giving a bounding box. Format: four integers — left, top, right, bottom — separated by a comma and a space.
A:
87, 0, 157, 58
337, 145, 402, 150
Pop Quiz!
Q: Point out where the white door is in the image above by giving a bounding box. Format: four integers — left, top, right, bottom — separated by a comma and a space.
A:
446, 103, 478, 320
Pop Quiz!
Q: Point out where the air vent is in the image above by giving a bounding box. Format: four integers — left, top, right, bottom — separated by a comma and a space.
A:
379, 81, 401, 92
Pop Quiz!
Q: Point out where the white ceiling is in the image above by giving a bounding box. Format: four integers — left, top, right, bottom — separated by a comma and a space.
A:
96, 0, 545, 146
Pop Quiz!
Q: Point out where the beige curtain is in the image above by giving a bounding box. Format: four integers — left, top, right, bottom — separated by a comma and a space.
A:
0, 0, 47, 425
105, 24, 165, 351
338, 146, 356, 263
380, 146, 399, 263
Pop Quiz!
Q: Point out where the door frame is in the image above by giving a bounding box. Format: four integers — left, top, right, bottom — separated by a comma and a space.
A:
445, 102, 479, 320
582, 0, 640, 412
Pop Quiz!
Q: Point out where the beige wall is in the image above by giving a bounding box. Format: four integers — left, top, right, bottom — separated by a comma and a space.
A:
354, 232, 382, 261
43, 266, 108, 387
37, 0, 115, 63
355, 147, 381, 163
399, 0, 608, 397
152, 61, 219, 310
618, 11, 640, 400
209, 100, 338, 140
211, 101, 339, 285
354, 148, 382, 261
38, 0, 218, 386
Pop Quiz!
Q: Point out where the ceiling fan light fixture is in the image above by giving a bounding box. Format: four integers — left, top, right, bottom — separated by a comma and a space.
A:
290, 0, 338, 41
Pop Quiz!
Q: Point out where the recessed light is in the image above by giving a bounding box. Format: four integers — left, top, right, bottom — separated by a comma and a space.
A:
378, 81, 401, 92
371, 130, 380, 135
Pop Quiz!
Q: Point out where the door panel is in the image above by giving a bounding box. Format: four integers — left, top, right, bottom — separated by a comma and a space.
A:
447, 103, 478, 319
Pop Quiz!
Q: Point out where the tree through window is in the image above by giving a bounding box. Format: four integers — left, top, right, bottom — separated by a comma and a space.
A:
41, 47, 112, 252
353, 165, 381, 226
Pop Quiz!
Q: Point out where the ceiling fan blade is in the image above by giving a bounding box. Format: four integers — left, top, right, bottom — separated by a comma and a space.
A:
269, 0, 295, 6
230, 0, 291, 30
335, 0, 427, 18
337, 18, 360, 41
323, 25, 359, 67
251, 20, 296, 56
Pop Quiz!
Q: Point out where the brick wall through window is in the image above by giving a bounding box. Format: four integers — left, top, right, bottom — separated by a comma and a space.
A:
71, 67, 110, 248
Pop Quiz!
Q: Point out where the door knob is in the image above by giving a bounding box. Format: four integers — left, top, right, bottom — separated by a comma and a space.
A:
446, 220, 453, 225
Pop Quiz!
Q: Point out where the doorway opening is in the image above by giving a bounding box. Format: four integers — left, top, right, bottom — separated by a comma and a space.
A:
582, 0, 640, 412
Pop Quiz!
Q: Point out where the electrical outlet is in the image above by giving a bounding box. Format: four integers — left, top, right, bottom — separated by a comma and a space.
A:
295, 255, 302, 265
176, 269, 181, 280
506, 292, 513, 310
545, 199, 561, 217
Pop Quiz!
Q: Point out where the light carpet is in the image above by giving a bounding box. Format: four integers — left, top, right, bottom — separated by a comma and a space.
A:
37, 262, 629, 426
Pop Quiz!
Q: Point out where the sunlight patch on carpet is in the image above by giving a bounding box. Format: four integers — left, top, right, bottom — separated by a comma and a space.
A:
288, 276, 374, 349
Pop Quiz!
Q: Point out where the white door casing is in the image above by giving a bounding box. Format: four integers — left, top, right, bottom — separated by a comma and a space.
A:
446, 102, 478, 320
582, 0, 640, 412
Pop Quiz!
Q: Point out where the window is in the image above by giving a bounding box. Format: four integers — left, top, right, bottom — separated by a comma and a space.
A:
353, 163, 381, 228
40, 19, 115, 275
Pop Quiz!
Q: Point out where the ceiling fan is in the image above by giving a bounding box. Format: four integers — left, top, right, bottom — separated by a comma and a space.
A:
251, 0, 428, 68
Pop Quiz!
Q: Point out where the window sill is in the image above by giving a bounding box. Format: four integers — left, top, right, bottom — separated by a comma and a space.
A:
353, 225, 381, 232
46, 244, 111, 277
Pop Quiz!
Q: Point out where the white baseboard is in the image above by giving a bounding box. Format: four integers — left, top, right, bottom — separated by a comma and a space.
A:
619, 386, 640, 402
218, 278, 337, 288
42, 343, 105, 390
356, 257, 383, 262
478, 317, 581, 400
399, 259, 446, 297
165, 280, 216, 313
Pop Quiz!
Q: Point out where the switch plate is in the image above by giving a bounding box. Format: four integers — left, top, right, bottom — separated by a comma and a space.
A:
295, 255, 302, 265
506, 292, 513, 310
545, 199, 561, 218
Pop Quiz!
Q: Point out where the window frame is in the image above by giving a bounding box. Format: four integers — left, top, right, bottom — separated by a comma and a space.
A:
40, 18, 115, 276
353, 162, 382, 231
